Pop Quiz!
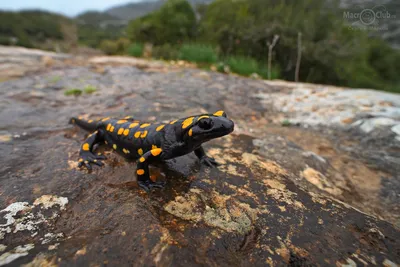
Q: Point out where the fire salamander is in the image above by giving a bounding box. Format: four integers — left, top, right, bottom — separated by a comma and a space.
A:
70, 111, 234, 192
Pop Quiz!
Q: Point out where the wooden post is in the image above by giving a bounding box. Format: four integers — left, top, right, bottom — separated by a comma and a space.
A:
267, 35, 279, 80
295, 32, 302, 82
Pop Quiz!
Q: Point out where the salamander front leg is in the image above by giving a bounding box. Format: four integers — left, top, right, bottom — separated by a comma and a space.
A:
78, 130, 106, 170
194, 146, 218, 167
136, 148, 166, 192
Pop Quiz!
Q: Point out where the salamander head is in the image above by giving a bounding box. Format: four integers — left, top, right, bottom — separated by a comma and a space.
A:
181, 111, 234, 144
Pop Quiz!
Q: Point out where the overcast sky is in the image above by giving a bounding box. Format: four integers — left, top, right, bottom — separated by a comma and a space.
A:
0, 0, 139, 17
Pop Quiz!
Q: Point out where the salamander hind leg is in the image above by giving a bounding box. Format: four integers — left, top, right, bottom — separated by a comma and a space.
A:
136, 148, 166, 192
78, 130, 106, 170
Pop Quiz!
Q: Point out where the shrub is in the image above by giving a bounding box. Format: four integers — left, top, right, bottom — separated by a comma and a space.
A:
99, 40, 118, 55
126, 0, 196, 46
116, 37, 130, 54
152, 44, 180, 60
215, 62, 229, 73
127, 43, 144, 57
0, 36, 10, 45
179, 44, 218, 64
223, 56, 280, 79
226, 56, 260, 77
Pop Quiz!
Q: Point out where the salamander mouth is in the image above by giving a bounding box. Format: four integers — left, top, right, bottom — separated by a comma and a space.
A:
201, 121, 234, 139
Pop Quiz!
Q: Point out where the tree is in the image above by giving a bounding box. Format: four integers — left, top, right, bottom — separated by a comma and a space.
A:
126, 0, 196, 46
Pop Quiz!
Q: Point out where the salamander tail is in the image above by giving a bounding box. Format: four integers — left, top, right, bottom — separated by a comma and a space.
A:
70, 117, 98, 132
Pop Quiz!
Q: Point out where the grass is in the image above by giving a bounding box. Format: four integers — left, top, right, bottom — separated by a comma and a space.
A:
224, 56, 280, 80
152, 44, 179, 60
64, 85, 97, 96
226, 56, 261, 77
179, 44, 218, 64
48, 76, 61, 83
127, 43, 144, 57
64, 88, 82, 96
281, 119, 291, 127
83, 85, 97, 94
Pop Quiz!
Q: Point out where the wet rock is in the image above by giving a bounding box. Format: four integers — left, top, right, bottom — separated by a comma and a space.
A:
254, 84, 400, 139
0, 48, 399, 266
0, 244, 35, 266
391, 124, 400, 135
359, 118, 396, 133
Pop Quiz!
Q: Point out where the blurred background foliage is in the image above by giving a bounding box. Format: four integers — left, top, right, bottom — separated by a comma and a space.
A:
0, 0, 399, 92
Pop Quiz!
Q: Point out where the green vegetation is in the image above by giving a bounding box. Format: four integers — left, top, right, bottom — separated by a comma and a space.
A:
152, 44, 180, 60
99, 37, 130, 55
99, 40, 118, 55
179, 44, 217, 64
126, 0, 196, 45
0, 10, 71, 48
83, 85, 97, 94
76, 11, 126, 49
281, 119, 291, 127
127, 43, 144, 57
48, 76, 61, 83
65, 85, 97, 96
64, 88, 83, 96
225, 56, 261, 77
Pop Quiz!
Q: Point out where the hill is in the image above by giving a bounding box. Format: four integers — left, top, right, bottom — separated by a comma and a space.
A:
0, 10, 74, 49
105, 0, 213, 21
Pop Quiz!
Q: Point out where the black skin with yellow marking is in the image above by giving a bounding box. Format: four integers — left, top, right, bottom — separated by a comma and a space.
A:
70, 111, 234, 192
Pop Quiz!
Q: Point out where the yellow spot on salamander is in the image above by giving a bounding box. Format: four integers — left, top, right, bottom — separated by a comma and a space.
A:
170, 119, 178, 124
152, 145, 158, 150
123, 148, 130, 154
123, 129, 130, 136
134, 131, 141, 138
106, 124, 111, 131
84, 160, 89, 164
137, 169, 145, 175
88, 120, 93, 123
109, 126, 115, 132
213, 110, 225, 117
156, 125, 165, 131
129, 123, 139, 128
118, 128, 124, 135
197, 115, 209, 121
124, 116, 132, 119
188, 128, 193, 136
101, 117, 110, 122
113, 144, 117, 150
140, 131, 148, 138
78, 158, 83, 162
151, 148, 162, 156
82, 143, 90, 151
182, 117, 194, 129
139, 157, 145, 162
138, 148, 143, 155
140, 123, 151, 128
117, 120, 127, 124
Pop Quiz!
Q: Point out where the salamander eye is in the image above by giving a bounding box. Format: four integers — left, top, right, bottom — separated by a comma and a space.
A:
198, 118, 213, 130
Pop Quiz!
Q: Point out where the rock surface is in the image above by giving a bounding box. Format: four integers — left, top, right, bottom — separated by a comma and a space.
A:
0, 47, 399, 266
